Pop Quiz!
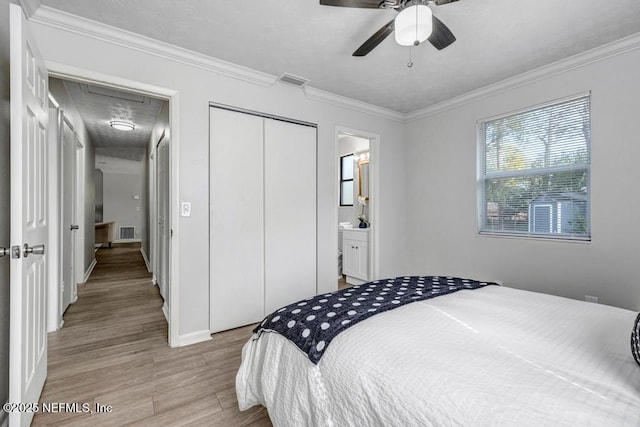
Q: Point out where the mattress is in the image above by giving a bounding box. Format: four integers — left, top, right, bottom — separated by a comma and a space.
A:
236, 285, 640, 426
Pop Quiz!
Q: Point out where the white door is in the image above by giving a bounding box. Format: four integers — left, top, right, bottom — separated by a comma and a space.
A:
209, 108, 264, 333
61, 119, 76, 313
73, 135, 84, 289
9, 4, 49, 426
149, 149, 156, 277
264, 119, 317, 314
156, 134, 169, 300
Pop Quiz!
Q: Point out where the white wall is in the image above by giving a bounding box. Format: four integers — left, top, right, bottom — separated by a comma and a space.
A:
30, 16, 407, 340
0, 0, 11, 421
102, 169, 144, 241
98, 156, 146, 242
405, 46, 640, 311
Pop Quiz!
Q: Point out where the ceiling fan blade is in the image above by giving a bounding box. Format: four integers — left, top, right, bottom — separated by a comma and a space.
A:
353, 19, 395, 57
319, 0, 384, 8
428, 15, 456, 50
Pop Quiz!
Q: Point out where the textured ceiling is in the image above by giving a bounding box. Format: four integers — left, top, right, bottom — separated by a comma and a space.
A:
41, 0, 640, 113
58, 78, 165, 161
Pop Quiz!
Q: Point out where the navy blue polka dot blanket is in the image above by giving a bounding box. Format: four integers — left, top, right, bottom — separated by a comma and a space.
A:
254, 276, 497, 364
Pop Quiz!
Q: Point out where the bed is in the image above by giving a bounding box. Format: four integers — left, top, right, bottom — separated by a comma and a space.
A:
236, 276, 640, 426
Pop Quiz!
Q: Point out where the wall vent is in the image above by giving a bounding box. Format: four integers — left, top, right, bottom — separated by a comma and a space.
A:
277, 73, 310, 88
119, 226, 135, 240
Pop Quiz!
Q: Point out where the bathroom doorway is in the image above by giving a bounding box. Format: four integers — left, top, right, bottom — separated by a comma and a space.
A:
336, 128, 378, 290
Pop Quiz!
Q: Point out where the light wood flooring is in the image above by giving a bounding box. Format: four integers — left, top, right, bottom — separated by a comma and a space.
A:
33, 243, 272, 426
338, 275, 349, 290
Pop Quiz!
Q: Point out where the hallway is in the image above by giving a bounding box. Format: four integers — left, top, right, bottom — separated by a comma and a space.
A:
33, 243, 270, 426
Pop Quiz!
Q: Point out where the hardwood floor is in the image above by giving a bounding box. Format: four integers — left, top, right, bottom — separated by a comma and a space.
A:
338, 275, 349, 290
33, 243, 272, 426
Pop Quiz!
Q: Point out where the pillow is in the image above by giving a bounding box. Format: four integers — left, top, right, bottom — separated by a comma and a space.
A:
633, 312, 640, 367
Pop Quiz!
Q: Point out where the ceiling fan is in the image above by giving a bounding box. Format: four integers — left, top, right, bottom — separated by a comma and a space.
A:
320, 0, 458, 56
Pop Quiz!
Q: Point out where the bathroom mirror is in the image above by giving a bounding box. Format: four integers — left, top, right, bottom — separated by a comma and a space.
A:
358, 159, 369, 200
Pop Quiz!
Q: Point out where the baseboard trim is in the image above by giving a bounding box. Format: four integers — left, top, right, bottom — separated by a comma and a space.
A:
174, 330, 212, 348
113, 238, 142, 243
140, 248, 151, 272
162, 302, 169, 322
82, 258, 97, 283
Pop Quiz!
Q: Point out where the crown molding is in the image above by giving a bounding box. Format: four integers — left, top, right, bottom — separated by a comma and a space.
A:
30, 5, 278, 88
30, 4, 637, 124
29, 5, 406, 122
19, 0, 40, 18
304, 86, 405, 122
405, 31, 640, 122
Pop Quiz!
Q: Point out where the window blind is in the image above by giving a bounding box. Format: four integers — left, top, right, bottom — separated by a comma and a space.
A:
479, 95, 591, 240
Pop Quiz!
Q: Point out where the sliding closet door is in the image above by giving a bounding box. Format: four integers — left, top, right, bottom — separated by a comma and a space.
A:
264, 119, 317, 314
209, 108, 264, 333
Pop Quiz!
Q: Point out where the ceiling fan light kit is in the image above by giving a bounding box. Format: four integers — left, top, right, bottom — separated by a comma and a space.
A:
394, 4, 433, 46
319, 0, 457, 57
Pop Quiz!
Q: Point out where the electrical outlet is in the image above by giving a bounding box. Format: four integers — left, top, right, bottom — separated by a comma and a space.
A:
181, 202, 191, 217
585, 295, 598, 303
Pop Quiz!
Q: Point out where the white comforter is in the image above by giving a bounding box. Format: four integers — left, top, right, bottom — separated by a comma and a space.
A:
236, 285, 640, 426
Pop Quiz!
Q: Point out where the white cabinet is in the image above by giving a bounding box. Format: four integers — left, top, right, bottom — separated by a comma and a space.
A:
342, 229, 369, 285
209, 107, 317, 333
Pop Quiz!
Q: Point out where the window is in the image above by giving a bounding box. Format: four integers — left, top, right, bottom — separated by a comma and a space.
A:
478, 94, 591, 240
340, 154, 354, 206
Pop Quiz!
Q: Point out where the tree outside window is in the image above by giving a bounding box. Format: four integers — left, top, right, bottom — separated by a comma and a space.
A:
479, 95, 591, 240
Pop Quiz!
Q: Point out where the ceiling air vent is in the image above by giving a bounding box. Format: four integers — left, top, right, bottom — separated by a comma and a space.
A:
277, 73, 310, 88
79, 83, 148, 104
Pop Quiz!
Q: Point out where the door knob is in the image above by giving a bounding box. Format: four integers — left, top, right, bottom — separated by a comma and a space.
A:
23, 244, 45, 257
0, 247, 19, 258
70, 225, 79, 230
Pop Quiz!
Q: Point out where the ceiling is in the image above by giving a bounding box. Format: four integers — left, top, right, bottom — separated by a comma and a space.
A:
40, 0, 640, 113
56, 78, 165, 161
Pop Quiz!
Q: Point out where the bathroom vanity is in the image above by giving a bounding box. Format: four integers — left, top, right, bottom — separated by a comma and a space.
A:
342, 228, 369, 285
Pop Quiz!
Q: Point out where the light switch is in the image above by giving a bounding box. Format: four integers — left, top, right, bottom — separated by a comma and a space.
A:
181, 202, 191, 217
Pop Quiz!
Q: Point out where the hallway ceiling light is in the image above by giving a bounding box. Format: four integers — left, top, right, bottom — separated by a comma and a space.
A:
110, 120, 135, 131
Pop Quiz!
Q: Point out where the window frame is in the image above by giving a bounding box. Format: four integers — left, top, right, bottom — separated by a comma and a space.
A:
340, 153, 354, 207
477, 93, 592, 242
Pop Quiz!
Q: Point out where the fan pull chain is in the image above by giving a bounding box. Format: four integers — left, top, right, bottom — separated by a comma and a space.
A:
407, 47, 414, 68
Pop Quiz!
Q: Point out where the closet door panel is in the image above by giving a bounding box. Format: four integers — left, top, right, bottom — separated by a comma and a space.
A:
264, 120, 317, 314
209, 108, 264, 332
